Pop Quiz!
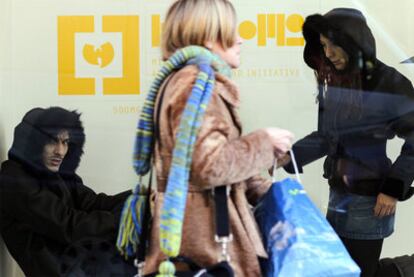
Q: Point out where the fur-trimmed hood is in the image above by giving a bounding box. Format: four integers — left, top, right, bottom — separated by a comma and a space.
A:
8, 107, 85, 176
302, 8, 376, 75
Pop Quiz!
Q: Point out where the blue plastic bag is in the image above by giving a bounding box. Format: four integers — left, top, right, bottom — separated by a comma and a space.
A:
255, 178, 361, 277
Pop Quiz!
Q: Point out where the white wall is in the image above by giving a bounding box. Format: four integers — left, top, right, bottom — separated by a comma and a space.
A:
1, 0, 413, 276
0, 0, 24, 275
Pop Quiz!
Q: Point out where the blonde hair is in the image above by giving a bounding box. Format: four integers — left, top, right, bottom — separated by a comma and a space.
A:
161, 0, 237, 59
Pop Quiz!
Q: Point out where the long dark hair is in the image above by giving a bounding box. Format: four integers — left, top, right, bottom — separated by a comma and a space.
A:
315, 48, 365, 130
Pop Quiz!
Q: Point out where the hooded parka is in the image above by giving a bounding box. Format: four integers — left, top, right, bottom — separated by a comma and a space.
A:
0, 107, 132, 276
287, 8, 414, 202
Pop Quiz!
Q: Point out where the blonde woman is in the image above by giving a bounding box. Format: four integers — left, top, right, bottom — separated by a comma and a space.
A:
128, 0, 293, 275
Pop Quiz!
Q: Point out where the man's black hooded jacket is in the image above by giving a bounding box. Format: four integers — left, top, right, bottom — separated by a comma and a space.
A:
0, 107, 130, 276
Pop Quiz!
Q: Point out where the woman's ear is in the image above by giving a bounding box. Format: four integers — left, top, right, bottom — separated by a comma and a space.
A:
204, 41, 213, 50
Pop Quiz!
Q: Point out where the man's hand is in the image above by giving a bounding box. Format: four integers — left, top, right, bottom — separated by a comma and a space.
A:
374, 193, 397, 217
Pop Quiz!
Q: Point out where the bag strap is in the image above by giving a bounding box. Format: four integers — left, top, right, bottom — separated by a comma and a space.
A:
135, 169, 153, 264
289, 150, 301, 182
214, 186, 230, 237
213, 186, 232, 262
272, 150, 301, 183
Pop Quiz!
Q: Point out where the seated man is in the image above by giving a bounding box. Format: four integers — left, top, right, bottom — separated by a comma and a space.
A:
0, 107, 135, 276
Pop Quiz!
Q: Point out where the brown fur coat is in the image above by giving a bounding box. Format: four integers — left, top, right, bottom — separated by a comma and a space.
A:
144, 65, 275, 276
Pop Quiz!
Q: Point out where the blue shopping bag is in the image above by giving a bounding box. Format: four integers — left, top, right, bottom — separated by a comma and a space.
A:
255, 153, 360, 277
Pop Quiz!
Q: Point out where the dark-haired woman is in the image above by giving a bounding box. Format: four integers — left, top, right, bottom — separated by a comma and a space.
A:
285, 8, 414, 276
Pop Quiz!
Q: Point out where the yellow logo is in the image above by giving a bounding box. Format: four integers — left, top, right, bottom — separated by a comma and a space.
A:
83, 42, 114, 68
239, 14, 304, 46
58, 15, 139, 95
151, 13, 304, 47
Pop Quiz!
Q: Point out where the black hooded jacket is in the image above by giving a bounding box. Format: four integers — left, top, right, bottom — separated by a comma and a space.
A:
0, 107, 130, 276
286, 8, 414, 201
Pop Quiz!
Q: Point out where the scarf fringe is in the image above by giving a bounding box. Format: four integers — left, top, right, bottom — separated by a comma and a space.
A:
116, 184, 147, 258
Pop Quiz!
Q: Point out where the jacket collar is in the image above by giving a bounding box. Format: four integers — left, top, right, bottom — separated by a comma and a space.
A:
215, 72, 240, 108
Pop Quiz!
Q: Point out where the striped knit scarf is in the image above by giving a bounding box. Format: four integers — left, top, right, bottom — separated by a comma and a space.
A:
116, 46, 231, 268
